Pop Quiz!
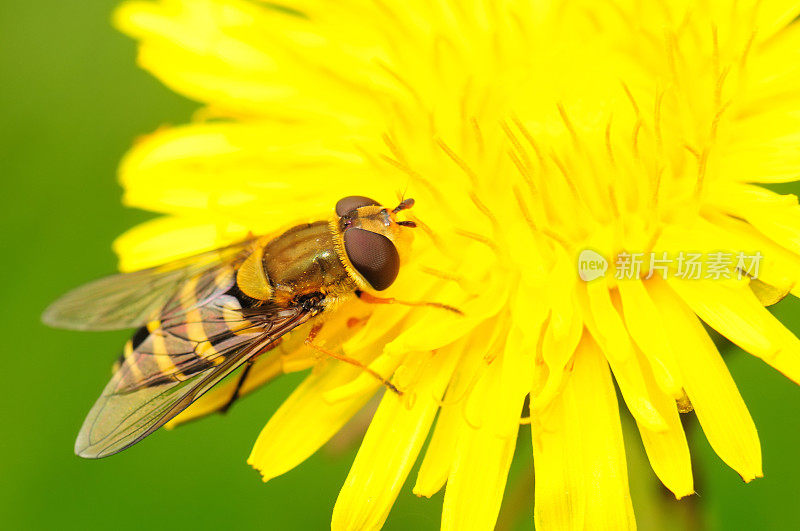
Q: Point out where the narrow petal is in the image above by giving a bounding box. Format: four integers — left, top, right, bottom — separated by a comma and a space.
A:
324, 270, 456, 404
248, 348, 381, 481
412, 399, 460, 498
668, 276, 800, 383
630, 349, 694, 499
114, 0, 390, 121
659, 213, 800, 298
441, 327, 531, 531
413, 320, 502, 497
581, 278, 668, 432
613, 283, 693, 497
329, 246, 508, 404
707, 183, 800, 256
532, 332, 635, 530
381, 250, 510, 356
748, 278, 792, 306
750, 0, 800, 39
646, 277, 762, 481
113, 214, 248, 271
331, 345, 461, 530
118, 122, 387, 223
532, 290, 584, 411
616, 280, 683, 398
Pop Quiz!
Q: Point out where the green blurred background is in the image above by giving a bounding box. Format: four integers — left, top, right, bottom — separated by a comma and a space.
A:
1, 2, 798, 529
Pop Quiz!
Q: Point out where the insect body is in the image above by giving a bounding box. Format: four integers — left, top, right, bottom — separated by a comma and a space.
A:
43, 196, 416, 458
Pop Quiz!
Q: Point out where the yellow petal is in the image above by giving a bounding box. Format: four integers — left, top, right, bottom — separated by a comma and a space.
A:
114, 0, 392, 121
667, 276, 800, 384
325, 278, 445, 404
248, 348, 380, 481
630, 348, 694, 499
412, 400, 460, 498
329, 246, 503, 403
533, 289, 584, 411
532, 332, 635, 531
118, 122, 389, 224
381, 246, 510, 356
331, 345, 461, 531
748, 278, 791, 306
749, 0, 800, 39
646, 277, 762, 481
113, 214, 248, 271
707, 183, 800, 256
581, 278, 668, 432
616, 279, 682, 398
659, 213, 800, 298
441, 327, 530, 531
413, 319, 503, 497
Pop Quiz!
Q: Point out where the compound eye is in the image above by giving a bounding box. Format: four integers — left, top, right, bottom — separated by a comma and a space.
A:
343, 227, 400, 291
336, 196, 380, 217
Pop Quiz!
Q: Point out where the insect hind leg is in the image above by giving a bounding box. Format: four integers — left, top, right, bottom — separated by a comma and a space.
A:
217, 338, 282, 414
218, 359, 255, 414
304, 323, 402, 395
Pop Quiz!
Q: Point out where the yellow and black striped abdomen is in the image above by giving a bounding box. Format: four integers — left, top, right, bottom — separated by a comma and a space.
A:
112, 268, 264, 393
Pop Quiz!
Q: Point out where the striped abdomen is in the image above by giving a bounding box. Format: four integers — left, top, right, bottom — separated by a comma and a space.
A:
113, 270, 263, 392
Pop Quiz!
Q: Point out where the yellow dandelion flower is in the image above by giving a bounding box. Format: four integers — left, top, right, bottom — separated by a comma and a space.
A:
108, 0, 800, 528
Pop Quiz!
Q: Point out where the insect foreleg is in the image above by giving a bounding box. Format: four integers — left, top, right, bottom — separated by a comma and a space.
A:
355, 290, 464, 316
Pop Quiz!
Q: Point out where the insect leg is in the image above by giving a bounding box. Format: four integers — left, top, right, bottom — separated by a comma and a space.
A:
304, 323, 402, 395
219, 359, 255, 414
355, 290, 464, 315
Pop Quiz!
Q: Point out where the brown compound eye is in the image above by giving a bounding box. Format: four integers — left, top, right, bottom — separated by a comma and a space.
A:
335, 195, 380, 217
343, 227, 400, 290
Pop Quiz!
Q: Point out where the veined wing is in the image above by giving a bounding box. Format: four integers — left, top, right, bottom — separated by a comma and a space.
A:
42, 238, 258, 331
75, 296, 313, 459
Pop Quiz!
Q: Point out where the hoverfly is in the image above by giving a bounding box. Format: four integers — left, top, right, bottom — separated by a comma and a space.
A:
44, 195, 420, 458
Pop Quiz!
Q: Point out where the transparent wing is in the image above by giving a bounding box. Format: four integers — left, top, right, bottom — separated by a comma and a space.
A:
42, 238, 257, 331
75, 301, 313, 458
